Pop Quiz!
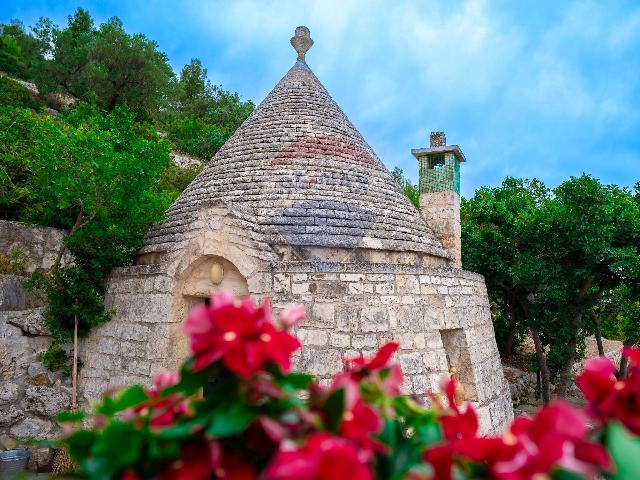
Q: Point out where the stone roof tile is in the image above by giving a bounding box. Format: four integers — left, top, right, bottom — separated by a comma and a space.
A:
142, 43, 449, 259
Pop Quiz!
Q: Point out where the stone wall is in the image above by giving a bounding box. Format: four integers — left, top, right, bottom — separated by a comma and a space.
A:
0, 221, 72, 470
419, 191, 461, 268
0, 220, 70, 273
80, 265, 180, 401
81, 257, 513, 433
0, 277, 70, 470
270, 263, 513, 433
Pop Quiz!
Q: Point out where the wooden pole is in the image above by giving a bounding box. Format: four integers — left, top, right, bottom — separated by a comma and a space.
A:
71, 315, 78, 410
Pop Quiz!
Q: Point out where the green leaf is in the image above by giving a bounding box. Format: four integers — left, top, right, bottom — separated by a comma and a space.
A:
92, 421, 144, 474
280, 372, 314, 390
96, 384, 148, 416
551, 469, 586, 480
156, 420, 203, 440
324, 388, 345, 433
607, 422, 640, 480
206, 403, 257, 437
164, 358, 211, 396
56, 410, 87, 423
414, 421, 442, 446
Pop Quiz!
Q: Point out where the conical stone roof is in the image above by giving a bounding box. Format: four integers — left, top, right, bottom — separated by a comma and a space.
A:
142, 28, 449, 259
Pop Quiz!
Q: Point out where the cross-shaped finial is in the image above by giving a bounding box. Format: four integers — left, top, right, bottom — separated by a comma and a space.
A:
291, 26, 313, 62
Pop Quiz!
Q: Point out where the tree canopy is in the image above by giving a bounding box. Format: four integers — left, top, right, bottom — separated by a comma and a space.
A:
462, 176, 640, 400
0, 103, 172, 370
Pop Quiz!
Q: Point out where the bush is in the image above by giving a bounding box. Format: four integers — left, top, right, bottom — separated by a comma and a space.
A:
166, 115, 226, 160
0, 75, 43, 110
52, 292, 640, 479
158, 162, 203, 201
0, 248, 26, 275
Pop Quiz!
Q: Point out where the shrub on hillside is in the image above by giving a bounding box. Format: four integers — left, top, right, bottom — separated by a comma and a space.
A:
0, 75, 43, 110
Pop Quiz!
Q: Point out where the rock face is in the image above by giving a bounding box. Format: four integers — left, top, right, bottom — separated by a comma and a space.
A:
7, 308, 48, 336
81, 28, 514, 433
0, 221, 71, 471
0, 221, 70, 273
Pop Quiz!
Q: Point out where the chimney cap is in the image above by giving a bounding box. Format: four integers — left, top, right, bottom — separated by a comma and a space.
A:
412, 130, 466, 162
430, 131, 446, 147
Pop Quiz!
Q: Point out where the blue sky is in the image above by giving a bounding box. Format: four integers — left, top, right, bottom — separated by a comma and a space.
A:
2, 0, 639, 197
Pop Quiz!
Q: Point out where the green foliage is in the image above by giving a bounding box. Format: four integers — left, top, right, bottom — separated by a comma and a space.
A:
462, 176, 640, 396
37, 344, 70, 376
605, 422, 640, 479
600, 285, 640, 346
1, 103, 172, 371
162, 58, 253, 159
32, 9, 174, 118
0, 75, 43, 110
0, 107, 44, 219
0, 248, 26, 275
392, 167, 420, 208
0, 20, 44, 79
166, 115, 226, 159
158, 162, 203, 201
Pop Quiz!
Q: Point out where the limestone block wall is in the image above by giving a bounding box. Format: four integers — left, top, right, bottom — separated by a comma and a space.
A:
80, 264, 179, 401
80, 259, 513, 433
419, 192, 461, 268
0, 221, 73, 469
270, 263, 513, 433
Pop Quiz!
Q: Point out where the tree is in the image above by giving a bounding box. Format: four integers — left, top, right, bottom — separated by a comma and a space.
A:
392, 167, 420, 208
31, 9, 95, 101
0, 103, 173, 371
0, 20, 44, 79
462, 176, 640, 401
462, 178, 553, 401
32, 9, 174, 118
161, 58, 254, 160
527, 176, 640, 397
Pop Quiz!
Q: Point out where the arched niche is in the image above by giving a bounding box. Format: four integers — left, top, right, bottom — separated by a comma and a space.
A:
181, 255, 249, 301
174, 255, 249, 361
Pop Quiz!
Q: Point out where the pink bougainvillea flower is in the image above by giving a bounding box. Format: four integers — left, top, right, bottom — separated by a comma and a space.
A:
262, 433, 374, 480
343, 342, 404, 395
491, 402, 611, 479
151, 371, 180, 391
183, 292, 301, 378
279, 304, 306, 328
346, 341, 399, 372
160, 440, 256, 480
340, 398, 385, 456
447, 401, 611, 480
577, 347, 640, 435
423, 379, 481, 480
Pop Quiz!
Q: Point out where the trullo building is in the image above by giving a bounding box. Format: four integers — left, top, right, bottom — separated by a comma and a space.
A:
81, 26, 513, 432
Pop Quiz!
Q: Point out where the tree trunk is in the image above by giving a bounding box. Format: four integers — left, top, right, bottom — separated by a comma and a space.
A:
617, 339, 636, 379
592, 312, 605, 356
555, 278, 596, 398
555, 312, 581, 398
71, 315, 78, 410
530, 327, 551, 404
503, 307, 519, 357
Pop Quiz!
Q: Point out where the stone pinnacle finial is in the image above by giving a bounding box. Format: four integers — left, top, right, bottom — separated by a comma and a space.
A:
291, 26, 313, 62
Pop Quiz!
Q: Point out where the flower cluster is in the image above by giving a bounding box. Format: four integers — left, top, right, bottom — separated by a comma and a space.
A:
577, 347, 640, 435
55, 292, 640, 480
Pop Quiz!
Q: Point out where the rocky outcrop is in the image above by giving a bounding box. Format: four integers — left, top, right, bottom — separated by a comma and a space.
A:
0, 220, 70, 273
6, 308, 48, 336
0, 221, 72, 471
